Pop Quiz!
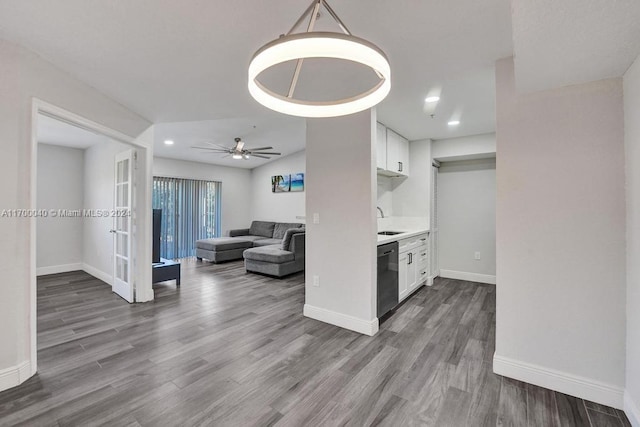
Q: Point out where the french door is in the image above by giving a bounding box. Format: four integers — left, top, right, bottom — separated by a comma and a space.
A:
112, 150, 134, 302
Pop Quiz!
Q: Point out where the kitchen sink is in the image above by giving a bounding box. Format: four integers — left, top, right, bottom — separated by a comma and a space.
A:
378, 231, 404, 236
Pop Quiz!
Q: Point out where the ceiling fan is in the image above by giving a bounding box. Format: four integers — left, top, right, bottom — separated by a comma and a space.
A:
192, 137, 281, 160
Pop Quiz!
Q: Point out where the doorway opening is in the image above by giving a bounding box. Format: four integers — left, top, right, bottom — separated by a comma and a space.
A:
29, 99, 154, 375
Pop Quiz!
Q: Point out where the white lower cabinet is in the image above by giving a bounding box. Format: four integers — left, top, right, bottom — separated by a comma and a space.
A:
417, 244, 429, 284
398, 251, 409, 301
398, 233, 429, 302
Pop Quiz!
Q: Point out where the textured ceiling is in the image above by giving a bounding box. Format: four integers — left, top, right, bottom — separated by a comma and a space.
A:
512, 0, 640, 93
0, 0, 513, 141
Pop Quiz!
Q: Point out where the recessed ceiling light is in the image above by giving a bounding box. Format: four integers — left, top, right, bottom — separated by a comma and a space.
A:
448, 120, 460, 126
164, 140, 174, 145
425, 96, 440, 103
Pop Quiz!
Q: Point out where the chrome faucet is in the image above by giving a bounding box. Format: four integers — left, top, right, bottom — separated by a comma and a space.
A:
377, 206, 385, 218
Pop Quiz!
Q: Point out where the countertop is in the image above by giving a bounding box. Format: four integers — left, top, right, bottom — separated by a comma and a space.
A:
377, 229, 429, 245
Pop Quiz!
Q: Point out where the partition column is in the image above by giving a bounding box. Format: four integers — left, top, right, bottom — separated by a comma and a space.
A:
304, 109, 378, 335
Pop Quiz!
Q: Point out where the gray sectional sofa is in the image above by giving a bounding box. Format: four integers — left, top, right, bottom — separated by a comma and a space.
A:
243, 228, 305, 277
195, 221, 305, 277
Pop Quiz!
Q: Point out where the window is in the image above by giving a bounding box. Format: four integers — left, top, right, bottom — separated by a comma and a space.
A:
152, 177, 221, 259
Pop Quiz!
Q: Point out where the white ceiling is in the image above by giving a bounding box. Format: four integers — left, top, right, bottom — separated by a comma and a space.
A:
0, 0, 513, 142
512, 0, 640, 93
154, 116, 306, 169
37, 114, 107, 149
5, 1, 637, 152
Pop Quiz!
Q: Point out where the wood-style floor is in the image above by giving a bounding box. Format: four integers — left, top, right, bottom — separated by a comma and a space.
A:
0, 258, 631, 426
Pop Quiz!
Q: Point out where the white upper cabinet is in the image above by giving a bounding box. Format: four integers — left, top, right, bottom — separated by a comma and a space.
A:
376, 124, 410, 177
376, 122, 387, 170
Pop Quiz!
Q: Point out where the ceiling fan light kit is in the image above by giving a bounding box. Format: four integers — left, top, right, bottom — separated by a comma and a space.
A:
248, 0, 391, 118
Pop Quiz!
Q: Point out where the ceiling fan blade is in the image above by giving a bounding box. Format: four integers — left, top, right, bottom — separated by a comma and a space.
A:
201, 142, 232, 150
246, 146, 273, 151
251, 154, 271, 159
248, 152, 281, 155
192, 146, 230, 153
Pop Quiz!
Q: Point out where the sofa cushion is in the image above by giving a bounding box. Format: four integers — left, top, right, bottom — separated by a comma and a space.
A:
243, 246, 295, 264
253, 238, 282, 247
281, 228, 305, 251
196, 237, 254, 251
234, 235, 270, 243
249, 221, 276, 238
273, 222, 303, 239
228, 228, 250, 237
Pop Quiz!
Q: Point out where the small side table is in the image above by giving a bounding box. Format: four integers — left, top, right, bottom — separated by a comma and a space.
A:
152, 258, 181, 286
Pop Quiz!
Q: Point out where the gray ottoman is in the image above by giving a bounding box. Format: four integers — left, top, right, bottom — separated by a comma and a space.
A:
196, 237, 253, 263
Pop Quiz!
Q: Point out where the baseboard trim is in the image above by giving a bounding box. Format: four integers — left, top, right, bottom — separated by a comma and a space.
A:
36, 263, 83, 276
82, 263, 112, 286
0, 360, 31, 393
625, 391, 640, 427
493, 354, 624, 409
440, 269, 496, 285
303, 304, 379, 336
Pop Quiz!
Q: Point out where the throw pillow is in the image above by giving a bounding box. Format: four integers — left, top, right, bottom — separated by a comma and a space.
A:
281, 227, 305, 250
273, 222, 303, 239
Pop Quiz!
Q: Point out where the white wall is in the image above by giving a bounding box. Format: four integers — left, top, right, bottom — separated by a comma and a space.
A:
494, 57, 627, 408
304, 110, 378, 335
250, 150, 306, 223
376, 175, 393, 218
624, 54, 640, 425
0, 38, 150, 391
153, 157, 252, 236
432, 133, 496, 161
36, 144, 84, 274
390, 138, 431, 223
82, 139, 131, 283
438, 158, 496, 283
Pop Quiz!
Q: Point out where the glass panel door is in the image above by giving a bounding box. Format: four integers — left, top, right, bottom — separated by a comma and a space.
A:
113, 150, 134, 302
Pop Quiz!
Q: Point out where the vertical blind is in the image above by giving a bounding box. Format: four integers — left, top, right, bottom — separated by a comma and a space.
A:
152, 176, 221, 259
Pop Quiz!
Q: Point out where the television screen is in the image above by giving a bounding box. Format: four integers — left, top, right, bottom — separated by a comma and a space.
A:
152, 209, 161, 263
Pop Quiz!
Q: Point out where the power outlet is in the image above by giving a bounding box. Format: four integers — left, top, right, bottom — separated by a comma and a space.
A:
313, 275, 320, 287
474, 251, 481, 260
313, 213, 320, 224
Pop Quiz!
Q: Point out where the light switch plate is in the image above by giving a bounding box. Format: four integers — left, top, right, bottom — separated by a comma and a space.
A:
313, 213, 320, 224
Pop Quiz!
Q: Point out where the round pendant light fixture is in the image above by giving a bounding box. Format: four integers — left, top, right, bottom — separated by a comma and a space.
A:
248, 0, 391, 118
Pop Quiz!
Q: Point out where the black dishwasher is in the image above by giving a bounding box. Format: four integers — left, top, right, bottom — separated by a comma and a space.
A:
377, 241, 399, 318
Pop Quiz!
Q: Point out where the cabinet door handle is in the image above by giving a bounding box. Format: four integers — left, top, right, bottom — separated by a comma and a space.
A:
408, 253, 412, 264
398, 161, 403, 172
421, 252, 426, 256
420, 238, 427, 241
